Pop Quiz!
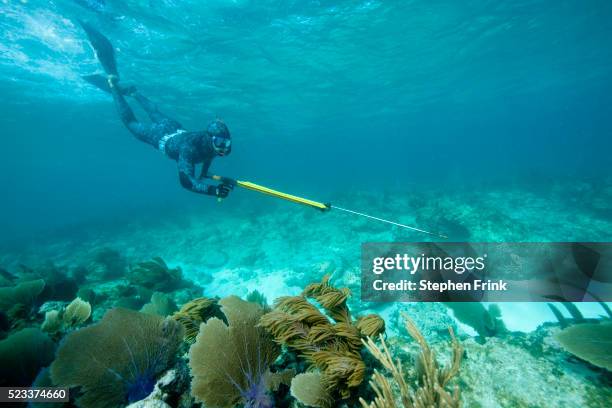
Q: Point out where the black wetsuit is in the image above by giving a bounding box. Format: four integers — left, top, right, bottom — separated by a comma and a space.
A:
110, 87, 220, 195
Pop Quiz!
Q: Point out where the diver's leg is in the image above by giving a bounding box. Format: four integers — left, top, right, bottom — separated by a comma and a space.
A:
109, 79, 152, 143
132, 92, 173, 124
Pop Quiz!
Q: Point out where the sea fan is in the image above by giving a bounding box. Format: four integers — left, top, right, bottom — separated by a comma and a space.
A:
50, 308, 183, 408
189, 296, 288, 408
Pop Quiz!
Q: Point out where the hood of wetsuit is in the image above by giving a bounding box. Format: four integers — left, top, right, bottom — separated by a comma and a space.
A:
207, 119, 231, 156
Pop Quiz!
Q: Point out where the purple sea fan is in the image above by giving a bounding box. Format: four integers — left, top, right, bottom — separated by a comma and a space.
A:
50, 308, 183, 408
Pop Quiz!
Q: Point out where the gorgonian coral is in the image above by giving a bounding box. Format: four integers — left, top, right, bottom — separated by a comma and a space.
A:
172, 296, 224, 342
0, 328, 55, 387
50, 308, 182, 408
360, 313, 463, 408
259, 275, 386, 404
189, 296, 290, 408
127, 257, 187, 292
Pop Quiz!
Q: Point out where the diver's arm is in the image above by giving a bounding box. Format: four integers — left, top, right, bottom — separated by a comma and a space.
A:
177, 154, 218, 195
199, 158, 212, 180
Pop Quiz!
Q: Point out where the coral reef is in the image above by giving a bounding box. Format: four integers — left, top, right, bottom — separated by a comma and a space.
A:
0, 328, 55, 387
360, 314, 463, 408
0, 183, 611, 407
172, 296, 223, 342
444, 302, 506, 338
290, 372, 333, 408
0, 278, 46, 330
19, 263, 78, 302
259, 275, 385, 403
127, 257, 188, 292
246, 289, 270, 310
0, 278, 45, 312
63, 297, 92, 327
189, 296, 287, 408
41, 310, 63, 333
88, 247, 127, 280
141, 292, 178, 316
41, 297, 92, 337
50, 308, 183, 408
0, 311, 9, 339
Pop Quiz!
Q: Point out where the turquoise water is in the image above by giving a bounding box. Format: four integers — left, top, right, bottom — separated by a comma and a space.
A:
1, 0, 611, 240
1, 1, 611, 407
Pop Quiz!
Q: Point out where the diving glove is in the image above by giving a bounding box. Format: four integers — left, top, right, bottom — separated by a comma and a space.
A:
215, 183, 233, 198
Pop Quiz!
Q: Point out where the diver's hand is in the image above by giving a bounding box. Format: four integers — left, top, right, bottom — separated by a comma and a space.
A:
215, 183, 233, 198
212, 175, 237, 187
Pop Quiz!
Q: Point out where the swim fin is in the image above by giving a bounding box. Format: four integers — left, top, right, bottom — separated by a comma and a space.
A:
82, 74, 112, 93
80, 20, 119, 77
82, 74, 136, 95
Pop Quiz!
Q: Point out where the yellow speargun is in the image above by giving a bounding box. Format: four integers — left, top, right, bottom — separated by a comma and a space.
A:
211, 175, 447, 239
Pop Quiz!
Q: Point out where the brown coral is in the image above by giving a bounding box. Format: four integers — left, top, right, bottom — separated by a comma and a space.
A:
189, 296, 284, 408
359, 313, 463, 408
290, 372, 333, 408
259, 275, 385, 403
0, 328, 55, 387
0, 279, 45, 312
63, 297, 92, 327
127, 257, 186, 292
141, 292, 178, 317
172, 297, 223, 342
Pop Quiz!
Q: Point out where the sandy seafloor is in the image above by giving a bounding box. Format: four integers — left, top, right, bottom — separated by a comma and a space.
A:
2, 182, 612, 407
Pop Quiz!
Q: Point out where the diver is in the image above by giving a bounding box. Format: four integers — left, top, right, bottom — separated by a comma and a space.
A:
80, 22, 234, 198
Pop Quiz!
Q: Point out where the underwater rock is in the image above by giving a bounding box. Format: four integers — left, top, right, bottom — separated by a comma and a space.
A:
50, 308, 183, 408
189, 296, 281, 408
0, 328, 55, 387
126, 370, 176, 408
555, 322, 612, 371
128, 257, 188, 292
388, 302, 457, 340
445, 322, 612, 407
